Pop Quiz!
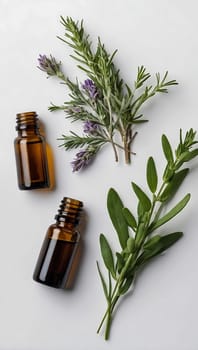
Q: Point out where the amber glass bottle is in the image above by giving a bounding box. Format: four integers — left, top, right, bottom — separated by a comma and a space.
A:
14, 111, 50, 190
33, 197, 83, 289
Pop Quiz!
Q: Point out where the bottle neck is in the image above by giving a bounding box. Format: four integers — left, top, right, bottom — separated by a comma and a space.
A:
55, 197, 83, 226
16, 111, 40, 135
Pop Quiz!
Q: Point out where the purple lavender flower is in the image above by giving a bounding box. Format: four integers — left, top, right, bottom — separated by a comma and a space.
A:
38, 54, 62, 77
71, 148, 96, 172
83, 120, 98, 134
82, 79, 99, 99
72, 107, 82, 113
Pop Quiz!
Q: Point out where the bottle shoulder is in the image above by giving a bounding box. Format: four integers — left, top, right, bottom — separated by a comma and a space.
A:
14, 134, 45, 144
47, 223, 80, 242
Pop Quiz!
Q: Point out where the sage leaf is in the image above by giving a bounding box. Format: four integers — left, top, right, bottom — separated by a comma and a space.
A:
135, 222, 145, 245
159, 231, 183, 253
116, 252, 125, 273
97, 261, 109, 301
123, 207, 137, 231
118, 275, 134, 295
132, 182, 151, 212
137, 232, 183, 267
126, 237, 135, 253
163, 164, 175, 182
137, 201, 144, 218
147, 156, 158, 193
159, 168, 189, 202
162, 134, 174, 165
182, 149, 198, 162
97, 129, 198, 340
149, 193, 191, 232
143, 235, 161, 250
141, 232, 183, 263
100, 234, 116, 279
107, 188, 129, 249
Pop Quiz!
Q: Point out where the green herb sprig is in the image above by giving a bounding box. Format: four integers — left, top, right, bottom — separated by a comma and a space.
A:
97, 128, 198, 340
38, 16, 178, 171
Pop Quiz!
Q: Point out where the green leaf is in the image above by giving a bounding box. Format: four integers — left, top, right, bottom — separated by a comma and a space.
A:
107, 188, 129, 249
59, 133, 106, 149
159, 231, 183, 253
132, 119, 148, 124
99, 234, 116, 278
143, 235, 161, 251
126, 237, 135, 253
122, 207, 137, 231
162, 134, 174, 165
132, 182, 151, 212
159, 168, 189, 202
146, 157, 158, 193
137, 201, 144, 218
118, 275, 134, 295
116, 252, 125, 273
145, 232, 183, 260
163, 164, 175, 182
149, 193, 191, 232
182, 149, 198, 162
138, 232, 183, 265
96, 261, 109, 300
135, 65, 151, 89
135, 222, 145, 245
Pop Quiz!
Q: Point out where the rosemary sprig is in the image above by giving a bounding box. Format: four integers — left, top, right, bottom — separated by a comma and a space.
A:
38, 16, 178, 171
97, 128, 198, 340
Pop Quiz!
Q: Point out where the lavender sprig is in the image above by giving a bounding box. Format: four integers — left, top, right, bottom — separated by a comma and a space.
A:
71, 146, 98, 172
38, 17, 178, 171
38, 54, 64, 78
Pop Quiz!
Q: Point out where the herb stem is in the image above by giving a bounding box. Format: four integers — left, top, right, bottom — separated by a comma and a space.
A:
111, 139, 119, 162
97, 253, 134, 339
97, 281, 119, 334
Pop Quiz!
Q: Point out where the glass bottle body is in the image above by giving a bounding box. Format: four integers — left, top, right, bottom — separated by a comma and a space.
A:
33, 197, 83, 289
14, 112, 50, 190
33, 222, 80, 288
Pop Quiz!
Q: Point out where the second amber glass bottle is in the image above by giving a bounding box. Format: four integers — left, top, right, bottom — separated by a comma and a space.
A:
33, 197, 83, 289
14, 111, 50, 190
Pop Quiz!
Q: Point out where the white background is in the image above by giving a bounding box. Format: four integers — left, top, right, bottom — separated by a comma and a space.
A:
0, 0, 198, 349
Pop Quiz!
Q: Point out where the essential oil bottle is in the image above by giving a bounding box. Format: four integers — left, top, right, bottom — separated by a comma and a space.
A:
33, 197, 83, 289
14, 111, 50, 190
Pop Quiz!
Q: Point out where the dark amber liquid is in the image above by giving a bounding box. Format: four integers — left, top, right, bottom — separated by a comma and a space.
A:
14, 138, 50, 190
33, 238, 77, 288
